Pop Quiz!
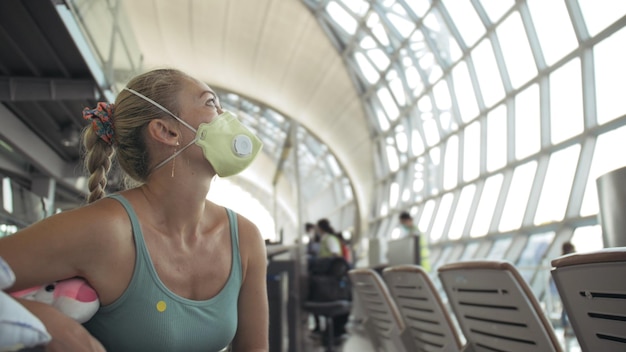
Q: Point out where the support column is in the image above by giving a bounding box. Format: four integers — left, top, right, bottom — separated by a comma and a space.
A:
596, 166, 626, 247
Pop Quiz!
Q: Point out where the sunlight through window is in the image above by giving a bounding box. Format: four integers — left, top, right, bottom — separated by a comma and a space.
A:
207, 178, 276, 242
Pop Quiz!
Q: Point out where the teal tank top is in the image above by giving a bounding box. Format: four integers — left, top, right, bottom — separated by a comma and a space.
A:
83, 194, 242, 352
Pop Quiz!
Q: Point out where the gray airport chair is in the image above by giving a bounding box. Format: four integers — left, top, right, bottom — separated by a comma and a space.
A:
383, 265, 464, 352
438, 261, 562, 352
551, 247, 626, 352
348, 268, 415, 352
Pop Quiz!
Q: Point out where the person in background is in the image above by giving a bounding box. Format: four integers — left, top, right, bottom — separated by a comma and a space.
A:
337, 231, 353, 267
304, 222, 322, 334
562, 241, 575, 256
317, 219, 342, 259
399, 211, 430, 272
305, 222, 321, 262
0, 68, 269, 352
314, 218, 349, 339
317, 220, 352, 266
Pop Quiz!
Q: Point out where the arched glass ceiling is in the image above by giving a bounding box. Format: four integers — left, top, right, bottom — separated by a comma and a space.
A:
304, 0, 626, 280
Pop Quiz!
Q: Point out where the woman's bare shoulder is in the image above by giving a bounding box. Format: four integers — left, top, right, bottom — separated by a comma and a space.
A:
56, 195, 131, 234
222, 208, 262, 243
228, 209, 266, 266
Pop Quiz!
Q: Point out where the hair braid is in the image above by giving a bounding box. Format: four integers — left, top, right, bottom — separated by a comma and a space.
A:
82, 126, 115, 203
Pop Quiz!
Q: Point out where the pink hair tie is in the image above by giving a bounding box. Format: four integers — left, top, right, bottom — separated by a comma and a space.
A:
82, 102, 115, 145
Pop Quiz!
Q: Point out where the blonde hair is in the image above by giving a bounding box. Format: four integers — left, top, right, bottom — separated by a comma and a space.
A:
82, 68, 192, 203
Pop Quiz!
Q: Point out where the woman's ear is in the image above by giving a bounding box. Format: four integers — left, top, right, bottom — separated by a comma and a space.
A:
146, 119, 180, 146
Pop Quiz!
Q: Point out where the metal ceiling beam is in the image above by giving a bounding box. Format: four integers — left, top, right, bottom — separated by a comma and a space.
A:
272, 123, 294, 186
0, 103, 85, 194
0, 76, 96, 101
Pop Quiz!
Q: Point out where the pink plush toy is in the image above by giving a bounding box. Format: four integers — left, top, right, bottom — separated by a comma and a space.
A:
11, 278, 99, 323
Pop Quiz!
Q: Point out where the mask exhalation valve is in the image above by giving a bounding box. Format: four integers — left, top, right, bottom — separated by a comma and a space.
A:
233, 135, 253, 157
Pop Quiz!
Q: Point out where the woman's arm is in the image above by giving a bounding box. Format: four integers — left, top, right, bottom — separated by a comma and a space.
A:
0, 198, 129, 350
231, 218, 269, 352
1, 205, 103, 291
0, 199, 129, 295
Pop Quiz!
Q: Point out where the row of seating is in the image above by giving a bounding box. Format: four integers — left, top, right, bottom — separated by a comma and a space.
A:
349, 247, 626, 352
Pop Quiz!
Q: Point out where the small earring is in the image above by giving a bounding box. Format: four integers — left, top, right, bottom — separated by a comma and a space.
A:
171, 143, 178, 178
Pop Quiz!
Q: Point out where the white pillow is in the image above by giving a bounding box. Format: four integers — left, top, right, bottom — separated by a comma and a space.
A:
0, 257, 51, 352
0, 257, 16, 290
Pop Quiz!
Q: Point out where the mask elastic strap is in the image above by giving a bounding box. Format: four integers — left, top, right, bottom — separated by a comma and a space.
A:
152, 139, 196, 171
123, 87, 198, 172
123, 88, 197, 133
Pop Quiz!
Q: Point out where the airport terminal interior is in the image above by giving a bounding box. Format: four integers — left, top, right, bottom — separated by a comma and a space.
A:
1, 0, 626, 351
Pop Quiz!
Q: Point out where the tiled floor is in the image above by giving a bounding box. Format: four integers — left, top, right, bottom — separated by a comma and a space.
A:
302, 321, 582, 352
303, 319, 376, 352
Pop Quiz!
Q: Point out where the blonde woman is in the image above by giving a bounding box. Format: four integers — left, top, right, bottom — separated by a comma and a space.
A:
0, 68, 269, 352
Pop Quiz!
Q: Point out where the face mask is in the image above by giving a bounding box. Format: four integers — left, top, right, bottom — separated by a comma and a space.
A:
124, 88, 263, 177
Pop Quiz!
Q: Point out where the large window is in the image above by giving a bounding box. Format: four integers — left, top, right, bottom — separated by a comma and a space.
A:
304, 0, 625, 300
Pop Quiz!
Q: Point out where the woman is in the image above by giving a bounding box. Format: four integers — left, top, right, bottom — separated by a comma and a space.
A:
0, 68, 269, 351
313, 218, 349, 339
316, 219, 341, 259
